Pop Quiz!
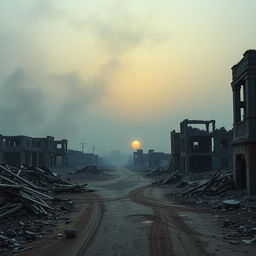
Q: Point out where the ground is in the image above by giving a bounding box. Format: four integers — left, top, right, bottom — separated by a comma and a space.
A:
17, 167, 256, 256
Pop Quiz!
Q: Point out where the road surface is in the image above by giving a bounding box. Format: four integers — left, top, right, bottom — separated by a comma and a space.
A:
65, 167, 211, 256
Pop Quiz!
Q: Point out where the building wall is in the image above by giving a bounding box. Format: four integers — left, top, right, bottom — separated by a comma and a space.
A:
170, 121, 233, 173
231, 50, 256, 195
0, 135, 68, 168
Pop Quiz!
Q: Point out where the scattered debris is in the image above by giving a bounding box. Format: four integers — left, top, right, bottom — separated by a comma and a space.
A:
153, 169, 181, 185
0, 163, 90, 254
242, 236, 256, 244
146, 167, 166, 177
168, 165, 256, 240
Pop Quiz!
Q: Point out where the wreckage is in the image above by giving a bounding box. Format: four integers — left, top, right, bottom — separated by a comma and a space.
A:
0, 163, 88, 253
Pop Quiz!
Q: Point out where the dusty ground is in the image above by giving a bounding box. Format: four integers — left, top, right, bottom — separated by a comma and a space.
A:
12, 167, 256, 256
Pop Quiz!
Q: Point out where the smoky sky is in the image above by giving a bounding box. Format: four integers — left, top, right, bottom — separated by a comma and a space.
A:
0, 0, 164, 152
0, 0, 255, 154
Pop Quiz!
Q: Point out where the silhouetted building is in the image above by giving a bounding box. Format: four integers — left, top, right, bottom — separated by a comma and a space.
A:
0, 135, 67, 168
67, 149, 98, 168
133, 149, 148, 169
231, 50, 256, 195
170, 130, 181, 171
133, 149, 170, 169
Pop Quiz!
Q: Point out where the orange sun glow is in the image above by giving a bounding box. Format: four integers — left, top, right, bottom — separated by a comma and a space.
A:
131, 140, 141, 149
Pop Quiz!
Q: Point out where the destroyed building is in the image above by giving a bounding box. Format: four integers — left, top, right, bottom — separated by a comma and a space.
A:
170, 120, 233, 174
133, 149, 148, 169
67, 149, 99, 168
213, 127, 233, 170
133, 149, 170, 169
180, 119, 215, 174
0, 135, 68, 168
231, 50, 256, 195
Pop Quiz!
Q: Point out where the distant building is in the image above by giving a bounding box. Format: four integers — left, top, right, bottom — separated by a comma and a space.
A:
133, 149, 170, 170
170, 130, 181, 172
0, 135, 67, 168
67, 149, 98, 168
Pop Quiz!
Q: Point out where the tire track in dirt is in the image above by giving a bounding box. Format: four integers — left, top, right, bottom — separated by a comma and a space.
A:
65, 193, 105, 256
128, 186, 210, 256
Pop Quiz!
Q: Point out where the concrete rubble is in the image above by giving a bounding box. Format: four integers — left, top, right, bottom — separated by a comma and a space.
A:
167, 168, 256, 242
0, 163, 89, 254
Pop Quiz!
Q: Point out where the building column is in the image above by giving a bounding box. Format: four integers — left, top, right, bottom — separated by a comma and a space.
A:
245, 144, 256, 195
245, 78, 256, 119
232, 85, 241, 123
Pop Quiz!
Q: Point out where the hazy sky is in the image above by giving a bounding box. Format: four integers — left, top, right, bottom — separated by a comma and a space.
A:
0, 0, 255, 154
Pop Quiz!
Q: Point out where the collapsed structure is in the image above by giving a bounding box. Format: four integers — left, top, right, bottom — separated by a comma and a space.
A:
133, 149, 170, 169
0, 135, 68, 168
231, 50, 256, 195
170, 119, 233, 174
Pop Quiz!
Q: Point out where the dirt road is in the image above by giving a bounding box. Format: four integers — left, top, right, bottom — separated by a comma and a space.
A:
64, 167, 256, 256
20, 167, 255, 256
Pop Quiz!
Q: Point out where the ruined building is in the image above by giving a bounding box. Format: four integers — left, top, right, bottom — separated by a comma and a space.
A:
231, 50, 256, 195
67, 149, 99, 168
133, 149, 148, 169
179, 119, 215, 174
133, 149, 170, 170
214, 128, 233, 171
0, 135, 68, 168
170, 120, 233, 174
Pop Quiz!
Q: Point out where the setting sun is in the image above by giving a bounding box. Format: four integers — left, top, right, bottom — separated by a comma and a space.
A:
131, 140, 141, 149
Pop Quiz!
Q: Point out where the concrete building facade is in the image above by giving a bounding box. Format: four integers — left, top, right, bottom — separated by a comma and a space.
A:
231, 50, 256, 195
180, 119, 215, 174
213, 128, 233, 170
133, 149, 170, 170
0, 135, 68, 168
170, 120, 233, 174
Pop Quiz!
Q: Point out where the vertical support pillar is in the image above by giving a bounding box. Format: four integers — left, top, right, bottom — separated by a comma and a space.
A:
245, 79, 256, 118
232, 85, 241, 123
245, 144, 256, 195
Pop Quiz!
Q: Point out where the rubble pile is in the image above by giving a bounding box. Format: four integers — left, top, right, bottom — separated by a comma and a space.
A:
0, 163, 88, 253
182, 171, 234, 197
168, 169, 256, 240
146, 167, 166, 177
153, 169, 181, 185
75, 165, 103, 175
